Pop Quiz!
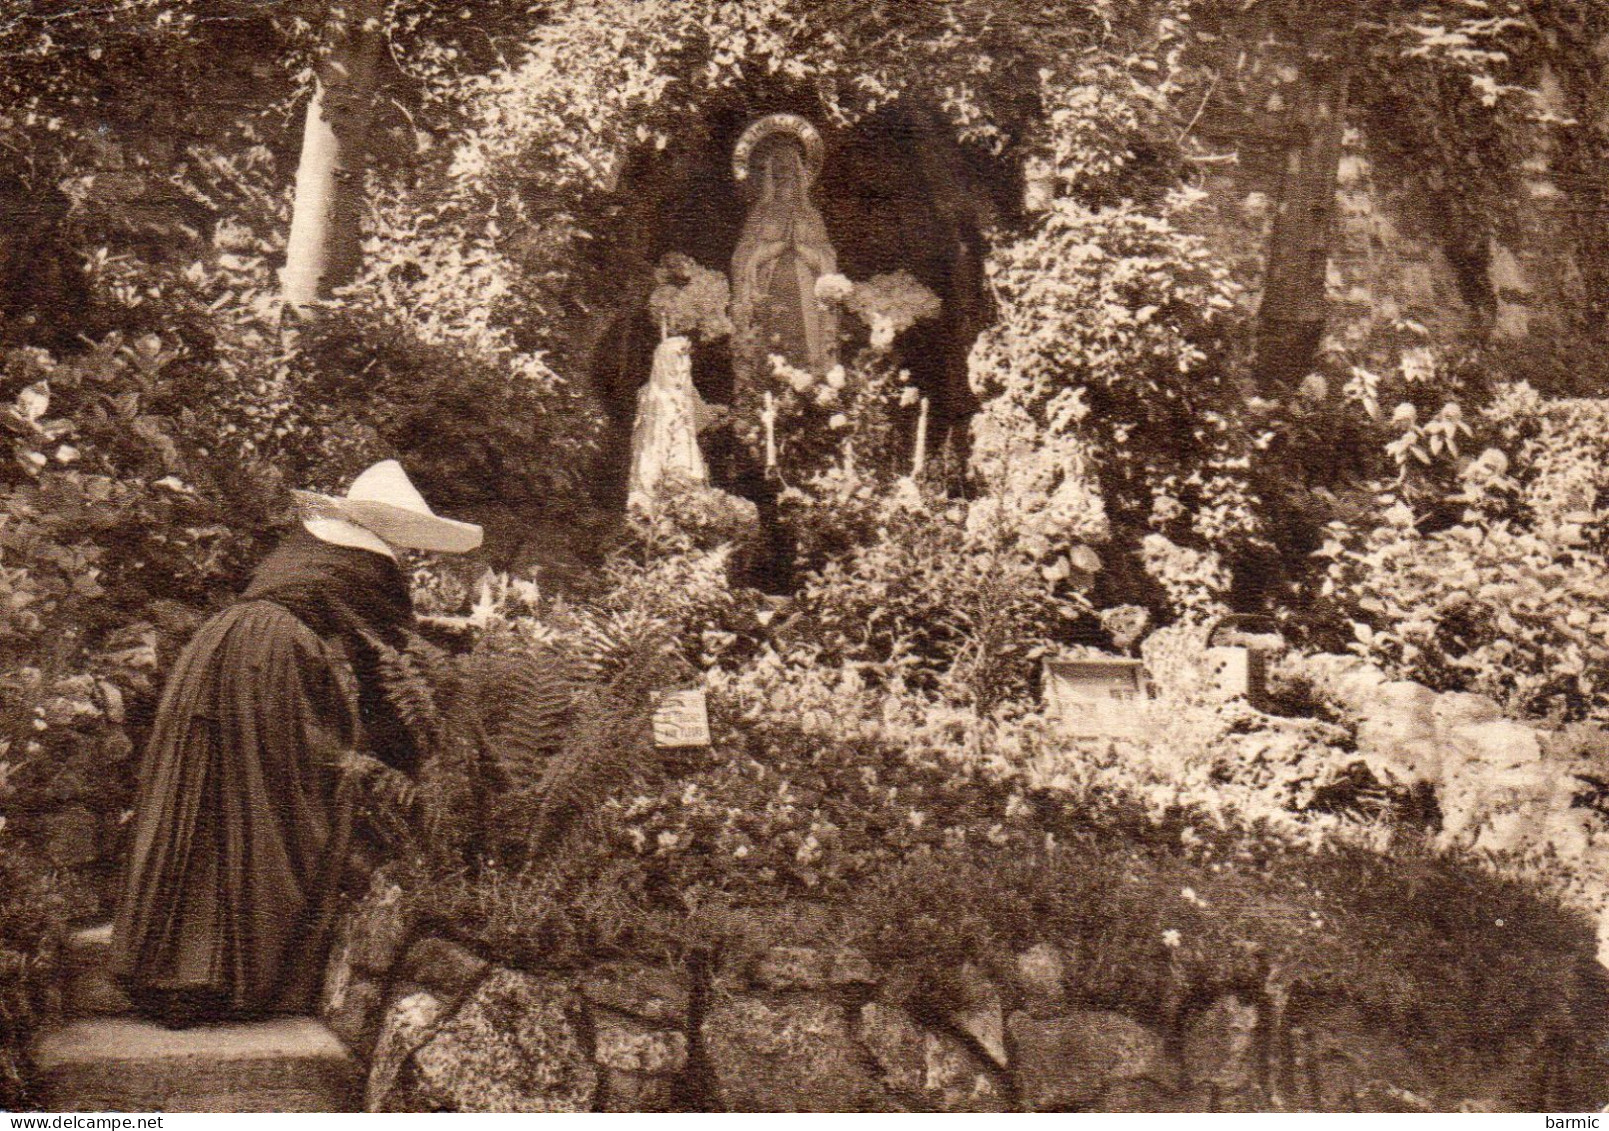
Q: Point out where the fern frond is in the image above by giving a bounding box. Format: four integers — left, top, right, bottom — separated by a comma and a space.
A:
571, 607, 680, 682
376, 636, 447, 748
467, 645, 583, 782
520, 638, 690, 863
338, 750, 421, 854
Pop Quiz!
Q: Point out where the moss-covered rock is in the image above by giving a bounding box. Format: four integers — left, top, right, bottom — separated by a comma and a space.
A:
408, 969, 596, 1113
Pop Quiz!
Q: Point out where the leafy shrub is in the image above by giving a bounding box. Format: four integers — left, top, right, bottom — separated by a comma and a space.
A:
0, 837, 66, 1111
788, 480, 1086, 712
1319, 386, 1609, 722
0, 843, 61, 1113
967, 189, 1257, 612
2, 335, 266, 914
622, 475, 759, 560
2, 339, 270, 615
290, 304, 603, 508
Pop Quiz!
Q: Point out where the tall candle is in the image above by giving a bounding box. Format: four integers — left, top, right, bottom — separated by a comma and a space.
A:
762, 391, 778, 471
913, 396, 929, 476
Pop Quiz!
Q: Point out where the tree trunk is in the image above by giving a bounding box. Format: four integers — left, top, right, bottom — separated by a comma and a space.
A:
281, 1, 385, 313
1253, 64, 1350, 390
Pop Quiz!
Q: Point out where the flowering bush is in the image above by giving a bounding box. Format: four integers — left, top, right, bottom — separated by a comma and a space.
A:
759, 353, 909, 484
968, 189, 1259, 612
1319, 386, 1609, 722
646, 255, 734, 343
839, 270, 942, 352
623, 474, 759, 557
722, 268, 940, 487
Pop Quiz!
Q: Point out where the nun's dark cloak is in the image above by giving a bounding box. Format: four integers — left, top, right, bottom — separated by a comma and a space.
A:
112, 530, 418, 1022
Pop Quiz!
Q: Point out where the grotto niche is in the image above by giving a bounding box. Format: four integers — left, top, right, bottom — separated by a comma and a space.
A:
582, 98, 1013, 509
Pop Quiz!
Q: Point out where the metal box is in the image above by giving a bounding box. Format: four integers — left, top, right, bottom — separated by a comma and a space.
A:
1042, 655, 1150, 739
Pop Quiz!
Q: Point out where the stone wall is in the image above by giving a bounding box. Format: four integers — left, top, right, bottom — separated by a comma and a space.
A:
1194, 114, 1476, 376
321, 869, 1567, 1113
1178, 18, 1584, 376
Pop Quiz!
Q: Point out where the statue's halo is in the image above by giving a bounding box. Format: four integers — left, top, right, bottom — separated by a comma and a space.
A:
732, 113, 825, 186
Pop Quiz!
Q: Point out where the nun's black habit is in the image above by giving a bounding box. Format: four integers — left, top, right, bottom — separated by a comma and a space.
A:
112, 530, 418, 1023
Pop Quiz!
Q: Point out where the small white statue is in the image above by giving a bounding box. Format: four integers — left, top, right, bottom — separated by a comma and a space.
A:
628, 335, 713, 510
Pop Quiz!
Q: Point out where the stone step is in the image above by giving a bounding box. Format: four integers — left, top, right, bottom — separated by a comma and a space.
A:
32, 1016, 362, 1112
62, 924, 133, 1018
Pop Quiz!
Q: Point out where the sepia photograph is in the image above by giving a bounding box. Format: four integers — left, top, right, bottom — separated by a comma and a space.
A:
2, 0, 1608, 1115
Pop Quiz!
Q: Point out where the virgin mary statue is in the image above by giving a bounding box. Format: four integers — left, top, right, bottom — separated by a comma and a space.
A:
729, 114, 838, 451
628, 334, 709, 509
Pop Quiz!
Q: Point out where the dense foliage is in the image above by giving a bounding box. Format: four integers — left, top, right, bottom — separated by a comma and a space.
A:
378, 512, 1609, 1100
4, 0, 1609, 1109
0, 840, 63, 1110
1319, 387, 1609, 723
969, 189, 1251, 611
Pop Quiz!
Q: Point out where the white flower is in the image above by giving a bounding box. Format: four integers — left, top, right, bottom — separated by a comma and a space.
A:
828, 413, 849, 430
869, 315, 895, 351
1161, 929, 1182, 949
899, 385, 920, 407
824, 364, 846, 390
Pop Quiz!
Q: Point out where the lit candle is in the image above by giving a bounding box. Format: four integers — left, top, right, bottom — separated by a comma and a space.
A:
912, 396, 929, 476
762, 391, 778, 471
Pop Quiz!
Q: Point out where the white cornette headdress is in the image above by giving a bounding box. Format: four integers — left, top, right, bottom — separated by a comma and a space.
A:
293, 460, 483, 555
